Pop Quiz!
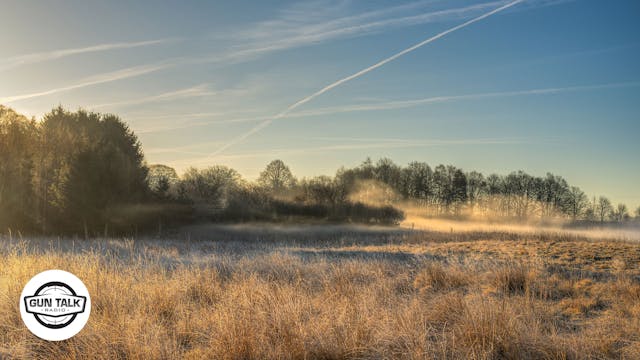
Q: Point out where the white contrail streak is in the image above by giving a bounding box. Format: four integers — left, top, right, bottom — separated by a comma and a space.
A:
0, 39, 173, 72
209, 0, 523, 157
215, 1, 504, 64
136, 81, 638, 135
288, 81, 640, 117
0, 63, 173, 104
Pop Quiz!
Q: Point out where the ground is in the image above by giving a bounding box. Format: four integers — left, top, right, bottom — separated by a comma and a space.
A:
0, 219, 639, 359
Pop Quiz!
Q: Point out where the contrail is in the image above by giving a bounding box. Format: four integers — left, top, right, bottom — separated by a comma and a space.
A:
214, 1, 505, 65
136, 81, 639, 135
288, 81, 640, 117
208, 0, 524, 157
0, 39, 174, 72
0, 62, 173, 104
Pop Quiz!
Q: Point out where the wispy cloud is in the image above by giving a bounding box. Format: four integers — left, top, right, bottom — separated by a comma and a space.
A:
161, 136, 543, 169
206, 0, 572, 65
129, 109, 261, 122
0, 1, 573, 112
208, 0, 524, 157
0, 1, 570, 110
0, 62, 175, 104
0, 39, 175, 72
288, 81, 640, 117
135, 81, 640, 135
145, 141, 225, 156
92, 84, 217, 110
135, 114, 274, 134
205, 0, 507, 64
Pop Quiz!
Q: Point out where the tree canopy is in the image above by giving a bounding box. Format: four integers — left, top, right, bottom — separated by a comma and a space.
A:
1, 106, 150, 235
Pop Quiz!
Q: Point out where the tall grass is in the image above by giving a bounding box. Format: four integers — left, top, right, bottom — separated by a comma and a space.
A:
0, 226, 639, 359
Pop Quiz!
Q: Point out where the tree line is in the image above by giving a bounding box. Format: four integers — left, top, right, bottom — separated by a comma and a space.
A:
153, 157, 637, 224
1, 105, 638, 236
323, 158, 637, 222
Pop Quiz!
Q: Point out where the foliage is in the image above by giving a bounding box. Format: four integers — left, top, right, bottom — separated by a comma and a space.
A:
0, 106, 37, 231
1, 106, 153, 235
1, 105, 636, 236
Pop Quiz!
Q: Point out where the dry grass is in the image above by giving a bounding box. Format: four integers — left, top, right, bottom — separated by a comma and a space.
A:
0, 223, 639, 359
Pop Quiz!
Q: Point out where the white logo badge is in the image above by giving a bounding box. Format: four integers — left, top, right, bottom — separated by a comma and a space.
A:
20, 270, 91, 341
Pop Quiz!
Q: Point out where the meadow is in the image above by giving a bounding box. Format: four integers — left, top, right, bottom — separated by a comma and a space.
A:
0, 219, 639, 359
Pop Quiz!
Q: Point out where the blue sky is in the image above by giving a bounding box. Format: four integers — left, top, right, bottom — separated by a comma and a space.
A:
1, 0, 639, 208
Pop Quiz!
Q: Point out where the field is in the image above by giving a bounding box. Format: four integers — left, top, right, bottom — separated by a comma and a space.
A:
1, 220, 639, 359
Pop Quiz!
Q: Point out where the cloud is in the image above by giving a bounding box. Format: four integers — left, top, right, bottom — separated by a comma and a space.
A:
0, 62, 175, 104
134, 81, 640, 135
288, 81, 640, 117
207, 0, 573, 66
0, 1, 570, 111
129, 108, 261, 121
0, 39, 175, 72
207, 0, 524, 157
92, 84, 217, 110
205, 1, 508, 65
134, 114, 274, 135
145, 142, 225, 156
159, 136, 544, 170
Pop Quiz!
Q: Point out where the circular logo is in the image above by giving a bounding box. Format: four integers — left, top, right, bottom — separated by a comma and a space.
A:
20, 270, 91, 341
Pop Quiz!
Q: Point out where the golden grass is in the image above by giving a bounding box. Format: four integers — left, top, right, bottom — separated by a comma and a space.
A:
0, 224, 639, 359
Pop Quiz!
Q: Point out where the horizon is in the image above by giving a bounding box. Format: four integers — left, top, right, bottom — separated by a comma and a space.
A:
1, 0, 639, 208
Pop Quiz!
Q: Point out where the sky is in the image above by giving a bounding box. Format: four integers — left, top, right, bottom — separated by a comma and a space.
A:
1, 0, 639, 208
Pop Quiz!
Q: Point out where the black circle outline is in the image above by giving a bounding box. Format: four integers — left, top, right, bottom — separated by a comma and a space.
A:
31, 281, 79, 329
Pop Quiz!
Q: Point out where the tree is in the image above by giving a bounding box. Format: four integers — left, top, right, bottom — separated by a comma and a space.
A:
258, 160, 296, 192
181, 166, 241, 211
466, 171, 486, 212
56, 111, 149, 235
636, 206, 640, 221
540, 173, 569, 217
300, 176, 342, 205
400, 162, 432, 205
566, 186, 588, 220
374, 158, 401, 189
612, 203, 629, 222
148, 164, 179, 198
503, 171, 536, 218
1, 106, 160, 235
358, 157, 375, 179
584, 207, 596, 221
432, 165, 450, 213
596, 196, 613, 223
450, 169, 467, 215
4, 102, 638, 235
451, 169, 468, 203
0, 106, 38, 231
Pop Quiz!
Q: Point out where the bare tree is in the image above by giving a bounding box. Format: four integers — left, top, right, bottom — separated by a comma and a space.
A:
596, 196, 613, 223
466, 171, 486, 212
181, 166, 241, 211
258, 160, 296, 192
566, 186, 588, 220
301, 176, 343, 205
613, 203, 629, 222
